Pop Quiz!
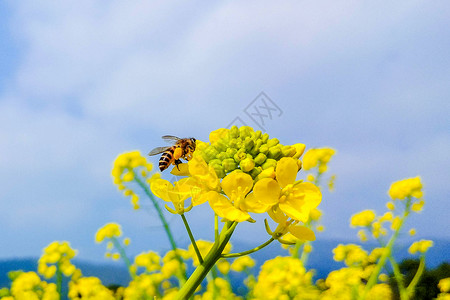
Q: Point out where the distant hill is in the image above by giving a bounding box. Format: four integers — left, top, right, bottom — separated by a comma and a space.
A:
1, 239, 449, 292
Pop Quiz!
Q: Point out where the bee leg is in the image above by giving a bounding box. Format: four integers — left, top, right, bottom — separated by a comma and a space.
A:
174, 159, 182, 171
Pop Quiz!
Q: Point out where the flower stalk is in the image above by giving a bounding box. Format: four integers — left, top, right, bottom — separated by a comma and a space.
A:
175, 221, 237, 299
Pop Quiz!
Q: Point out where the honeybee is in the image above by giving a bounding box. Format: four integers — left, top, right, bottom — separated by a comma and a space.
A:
148, 135, 196, 171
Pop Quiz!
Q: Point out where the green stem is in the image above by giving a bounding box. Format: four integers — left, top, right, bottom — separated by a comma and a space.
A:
362, 197, 412, 299
181, 214, 203, 264
215, 214, 219, 241
175, 222, 238, 300
56, 262, 62, 300
389, 255, 407, 300
221, 238, 274, 258
133, 172, 187, 282
300, 242, 311, 265
291, 240, 303, 259
406, 254, 426, 299
111, 237, 135, 279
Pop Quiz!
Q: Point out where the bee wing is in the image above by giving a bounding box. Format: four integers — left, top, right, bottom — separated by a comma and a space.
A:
148, 146, 170, 156
161, 135, 181, 143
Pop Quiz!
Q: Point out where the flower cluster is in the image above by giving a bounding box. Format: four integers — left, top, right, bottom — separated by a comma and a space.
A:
437, 278, 450, 299
252, 256, 319, 299
151, 126, 322, 243
302, 147, 336, 174
95, 223, 131, 264
38, 241, 77, 279
68, 277, 115, 300
388, 176, 423, 200
4, 271, 59, 300
408, 240, 433, 255
112, 150, 154, 209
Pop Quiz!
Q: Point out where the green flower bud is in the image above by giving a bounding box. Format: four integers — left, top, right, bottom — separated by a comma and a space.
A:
233, 150, 247, 163
222, 158, 237, 172
259, 144, 269, 155
216, 151, 231, 161
244, 137, 255, 151
249, 139, 263, 156
267, 138, 279, 148
229, 126, 240, 138
252, 130, 262, 141
212, 164, 226, 178
261, 158, 277, 170
214, 139, 228, 152
254, 153, 267, 165
267, 146, 282, 160
250, 167, 262, 179
209, 158, 222, 167
261, 133, 269, 143
240, 157, 255, 172
281, 145, 296, 157
203, 146, 219, 161
239, 126, 252, 138
229, 138, 239, 149
226, 148, 237, 157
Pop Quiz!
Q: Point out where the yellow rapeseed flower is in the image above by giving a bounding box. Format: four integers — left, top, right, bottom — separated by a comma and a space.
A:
409, 240, 433, 254
350, 210, 376, 227
388, 176, 423, 200
95, 223, 122, 243
38, 241, 77, 279
438, 277, 450, 293
68, 277, 115, 300
230, 256, 256, 272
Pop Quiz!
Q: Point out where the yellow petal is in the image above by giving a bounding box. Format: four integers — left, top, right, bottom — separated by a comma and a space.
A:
288, 225, 316, 241
170, 163, 190, 176
188, 156, 210, 176
240, 193, 271, 213
253, 178, 281, 206
267, 205, 288, 223
192, 191, 217, 206
221, 170, 253, 198
280, 182, 322, 222
209, 193, 250, 222
150, 179, 172, 202
276, 157, 298, 188
293, 182, 322, 210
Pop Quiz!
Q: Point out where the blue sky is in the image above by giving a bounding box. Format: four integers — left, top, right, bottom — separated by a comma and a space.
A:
1, 1, 449, 262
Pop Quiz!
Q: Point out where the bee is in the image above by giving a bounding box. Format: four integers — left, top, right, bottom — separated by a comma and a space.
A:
148, 135, 197, 172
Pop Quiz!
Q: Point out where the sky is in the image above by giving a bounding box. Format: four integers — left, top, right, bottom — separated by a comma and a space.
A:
0, 1, 449, 262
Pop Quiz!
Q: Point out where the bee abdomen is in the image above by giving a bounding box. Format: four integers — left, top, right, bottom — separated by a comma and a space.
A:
159, 148, 174, 171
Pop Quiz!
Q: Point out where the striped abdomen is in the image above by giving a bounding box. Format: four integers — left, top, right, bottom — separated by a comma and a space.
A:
159, 147, 176, 171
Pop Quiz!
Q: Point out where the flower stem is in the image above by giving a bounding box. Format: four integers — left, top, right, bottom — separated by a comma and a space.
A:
221, 238, 275, 258
181, 214, 203, 264
406, 254, 426, 298
389, 255, 407, 300
175, 221, 237, 300
111, 237, 135, 279
56, 262, 62, 300
362, 197, 412, 299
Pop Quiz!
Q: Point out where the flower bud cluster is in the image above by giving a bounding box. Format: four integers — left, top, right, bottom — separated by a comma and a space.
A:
197, 126, 305, 179
9, 271, 59, 300
68, 277, 115, 300
112, 151, 154, 209
333, 244, 369, 267
408, 239, 433, 255
302, 147, 336, 173
38, 241, 77, 279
